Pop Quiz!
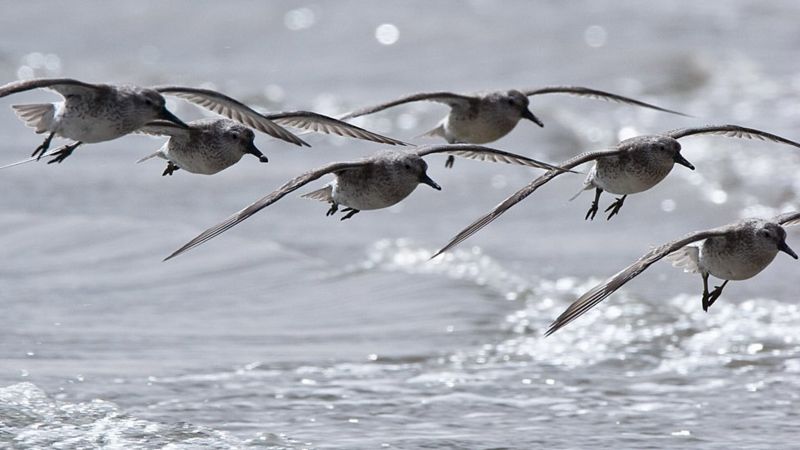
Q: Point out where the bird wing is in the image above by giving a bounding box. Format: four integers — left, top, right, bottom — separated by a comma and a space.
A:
666, 125, 800, 149
263, 111, 408, 145
545, 226, 734, 336
164, 160, 371, 260
135, 120, 192, 138
338, 92, 477, 120
0, 78, 101, 99
521, 86, 688, 116
154, 86, 309, 147
430, 149, 620, 259
772, 211, 800, 227
414, 144, 572, 172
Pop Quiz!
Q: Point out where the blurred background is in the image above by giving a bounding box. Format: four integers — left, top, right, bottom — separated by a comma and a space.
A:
1, 1, 799, 448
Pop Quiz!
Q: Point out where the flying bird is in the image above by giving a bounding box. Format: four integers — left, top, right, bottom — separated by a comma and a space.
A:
338, 86, 687, 167
0, 77, 189, 163
136, 119, 268, 176
164, 144, 570, 260
545, 212, 800, 336
431, 125, 800, 259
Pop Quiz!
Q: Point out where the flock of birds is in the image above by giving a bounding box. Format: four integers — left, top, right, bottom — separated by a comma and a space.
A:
2, 77, 799, 337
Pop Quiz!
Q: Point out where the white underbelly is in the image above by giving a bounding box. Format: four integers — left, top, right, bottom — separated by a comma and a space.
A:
166, 145, 243, 175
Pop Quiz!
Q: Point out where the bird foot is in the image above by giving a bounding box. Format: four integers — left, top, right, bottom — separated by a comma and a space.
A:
604, 196, 626, 220
162, 162, 180, 176
702, 285, 726, 312
46, 142, 82, 164
340, 207, 360, 221
31, 133, 55, 160
444, 155, 455, 169
326, 203, 339, 216
585, 201, 599, 221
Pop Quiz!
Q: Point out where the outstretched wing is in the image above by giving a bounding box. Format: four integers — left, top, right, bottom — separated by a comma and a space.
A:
0, 78, 102, 99
773, 211, 800, 227
136, 120, 192, 138
155, 86, 309, 147
545, 227, 733, 336
338, 92, 477, 120
667, 125, 800, 149
415, 144, 572, 172
164, 160, 371, 260
264, 111, 408, 145
430, 149, 620, 259
522, 86, 688, 116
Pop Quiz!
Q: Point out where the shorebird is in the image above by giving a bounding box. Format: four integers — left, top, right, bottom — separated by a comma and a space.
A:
430, 125, 800, 259
154, 86, 407, 146
545, 212, 800, 336
164, 144, 570, 260
135, 119, 267, 176
0, 78, 188, 163
338, 86, 687, 167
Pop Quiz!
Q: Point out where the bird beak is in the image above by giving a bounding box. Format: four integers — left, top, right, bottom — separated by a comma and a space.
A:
420, 173, 442, 190
247, 141, 268, 163
159, 107, 190, 129
522, 108, 544, 127
778, 240, 798, 259
674, 153, 695, 170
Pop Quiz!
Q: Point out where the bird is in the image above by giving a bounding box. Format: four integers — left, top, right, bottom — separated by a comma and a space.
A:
545, 212, 800, 336
153, 86, 407, 146
338, 86, 688, 167
0, 78, 189, 163
163, 144, 571, 261
135, 118, 268, 176
430, 125, 800, 259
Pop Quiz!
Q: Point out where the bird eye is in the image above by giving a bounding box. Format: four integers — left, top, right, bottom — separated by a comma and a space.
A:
403, 163, 411, 169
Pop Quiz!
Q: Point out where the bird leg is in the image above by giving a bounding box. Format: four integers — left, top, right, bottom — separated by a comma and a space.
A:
585, 188, 603, 220
32, 132, 56, 160
701, 273, 729, 312
46, 141, 83, 164
604, 195, 627, 220
444, 155, 456, 169
326, 203, 339, 216
340, 207, 360, 221
162, 162, 180, 176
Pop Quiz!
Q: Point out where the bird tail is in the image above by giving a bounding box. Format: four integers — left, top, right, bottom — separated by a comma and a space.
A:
11, 103, 55, 134
136, 150, 164, 164
415, 122, 446, 140
667, 245, 701, 273
301, 185, 333, 203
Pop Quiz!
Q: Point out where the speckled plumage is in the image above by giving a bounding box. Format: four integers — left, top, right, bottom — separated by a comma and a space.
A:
545, 214, 800, 336
0, 78, 186, 143
431, 125, 800, 258
583, 135, 682, 195
340, 86, 686, 146
137, 118, 266, 175
164, 144, 568, 260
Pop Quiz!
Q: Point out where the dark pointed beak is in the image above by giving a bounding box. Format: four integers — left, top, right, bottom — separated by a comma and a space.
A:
247, 141, 268, 163
673, 152, 695, 170
778, 240, 798, 259
522, 108, 544, 127
159, 107, 189, 129
420, 172, 441, 190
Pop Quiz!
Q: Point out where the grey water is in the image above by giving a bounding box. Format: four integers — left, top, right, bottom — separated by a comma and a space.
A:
1, 1, 800, 448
